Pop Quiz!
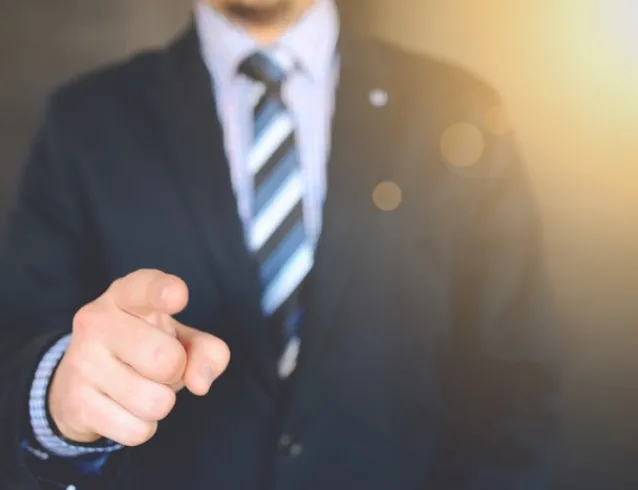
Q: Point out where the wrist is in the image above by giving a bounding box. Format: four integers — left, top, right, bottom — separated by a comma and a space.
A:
47, 360, 101, 445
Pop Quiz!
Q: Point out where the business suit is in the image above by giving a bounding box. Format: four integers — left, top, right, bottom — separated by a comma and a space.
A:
0, 19, 560, 490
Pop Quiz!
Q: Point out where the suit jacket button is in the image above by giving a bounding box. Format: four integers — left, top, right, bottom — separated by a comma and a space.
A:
278, 433, 303, 457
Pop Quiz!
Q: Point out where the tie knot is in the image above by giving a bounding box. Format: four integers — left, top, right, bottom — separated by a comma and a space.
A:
239, 51, 290, 88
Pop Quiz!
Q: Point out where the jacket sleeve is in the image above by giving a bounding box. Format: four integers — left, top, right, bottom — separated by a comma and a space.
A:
0, 95, 127, 490
428, 90, 563, 490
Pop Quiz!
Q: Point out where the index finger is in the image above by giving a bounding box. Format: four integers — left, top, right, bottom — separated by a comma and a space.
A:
109, 269, 189, 318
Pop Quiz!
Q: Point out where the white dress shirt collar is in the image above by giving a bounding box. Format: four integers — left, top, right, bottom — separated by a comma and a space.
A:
194, 0, 340, 84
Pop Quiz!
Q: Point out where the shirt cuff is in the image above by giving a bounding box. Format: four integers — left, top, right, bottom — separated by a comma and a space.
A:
28, 334, 123, 458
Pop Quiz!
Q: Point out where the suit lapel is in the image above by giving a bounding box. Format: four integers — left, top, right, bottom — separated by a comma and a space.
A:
296, 32, 399, 380
152, 28, 279, 393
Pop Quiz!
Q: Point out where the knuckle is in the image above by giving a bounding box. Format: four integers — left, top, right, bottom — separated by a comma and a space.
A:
122, 421, 157, 447
113, 269, 160, 297
72, 304, 99, 336
64, 343, 107, 382
110, 276, 125, 290
137, 268, 164, 283
109, 275, 129, 299
145, 341, 185, 382
67, 385, 95, 429
63, 352, 91, 379
144, 386, 176, 421
139, 268, 162, 275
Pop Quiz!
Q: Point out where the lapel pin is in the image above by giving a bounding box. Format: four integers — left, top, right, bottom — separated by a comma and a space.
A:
373, 181, 402, 212
369, 88, 388, 108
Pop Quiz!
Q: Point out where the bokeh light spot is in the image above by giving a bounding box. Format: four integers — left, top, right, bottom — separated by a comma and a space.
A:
440, 122, 485, 167
372, 181, 403, 212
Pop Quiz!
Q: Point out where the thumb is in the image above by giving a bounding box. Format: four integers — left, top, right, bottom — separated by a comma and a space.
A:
175, 324, 231, 396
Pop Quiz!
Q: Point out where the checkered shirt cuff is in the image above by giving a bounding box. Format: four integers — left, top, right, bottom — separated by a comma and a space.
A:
28, 334, 123, 458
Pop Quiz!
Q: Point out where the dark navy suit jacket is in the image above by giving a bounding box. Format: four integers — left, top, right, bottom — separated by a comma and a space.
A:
0, 24, 561, 490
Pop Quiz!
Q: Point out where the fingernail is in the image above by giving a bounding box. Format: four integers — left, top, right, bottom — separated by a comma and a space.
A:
199, 365, 216, 390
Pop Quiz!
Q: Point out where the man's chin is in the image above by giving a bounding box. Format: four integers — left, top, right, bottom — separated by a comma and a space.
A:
224, 0, 292, 26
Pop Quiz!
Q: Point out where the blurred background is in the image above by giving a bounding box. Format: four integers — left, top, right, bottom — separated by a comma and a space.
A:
1, 1, 637, 488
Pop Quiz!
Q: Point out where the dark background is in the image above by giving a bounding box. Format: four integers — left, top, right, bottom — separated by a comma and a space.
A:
1, 1, 637, 489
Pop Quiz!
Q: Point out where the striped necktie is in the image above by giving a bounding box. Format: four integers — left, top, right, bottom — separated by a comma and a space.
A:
240, 51, 313, 378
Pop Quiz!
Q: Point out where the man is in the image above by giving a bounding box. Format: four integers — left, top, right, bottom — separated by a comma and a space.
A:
0, 0, 561, 489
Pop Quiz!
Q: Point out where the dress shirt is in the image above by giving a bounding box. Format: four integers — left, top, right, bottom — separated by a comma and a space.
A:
196, 0, 339, 246
25, 0, 340, 471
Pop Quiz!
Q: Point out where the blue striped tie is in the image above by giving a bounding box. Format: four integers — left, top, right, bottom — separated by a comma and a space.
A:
240, 52, 312, 378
